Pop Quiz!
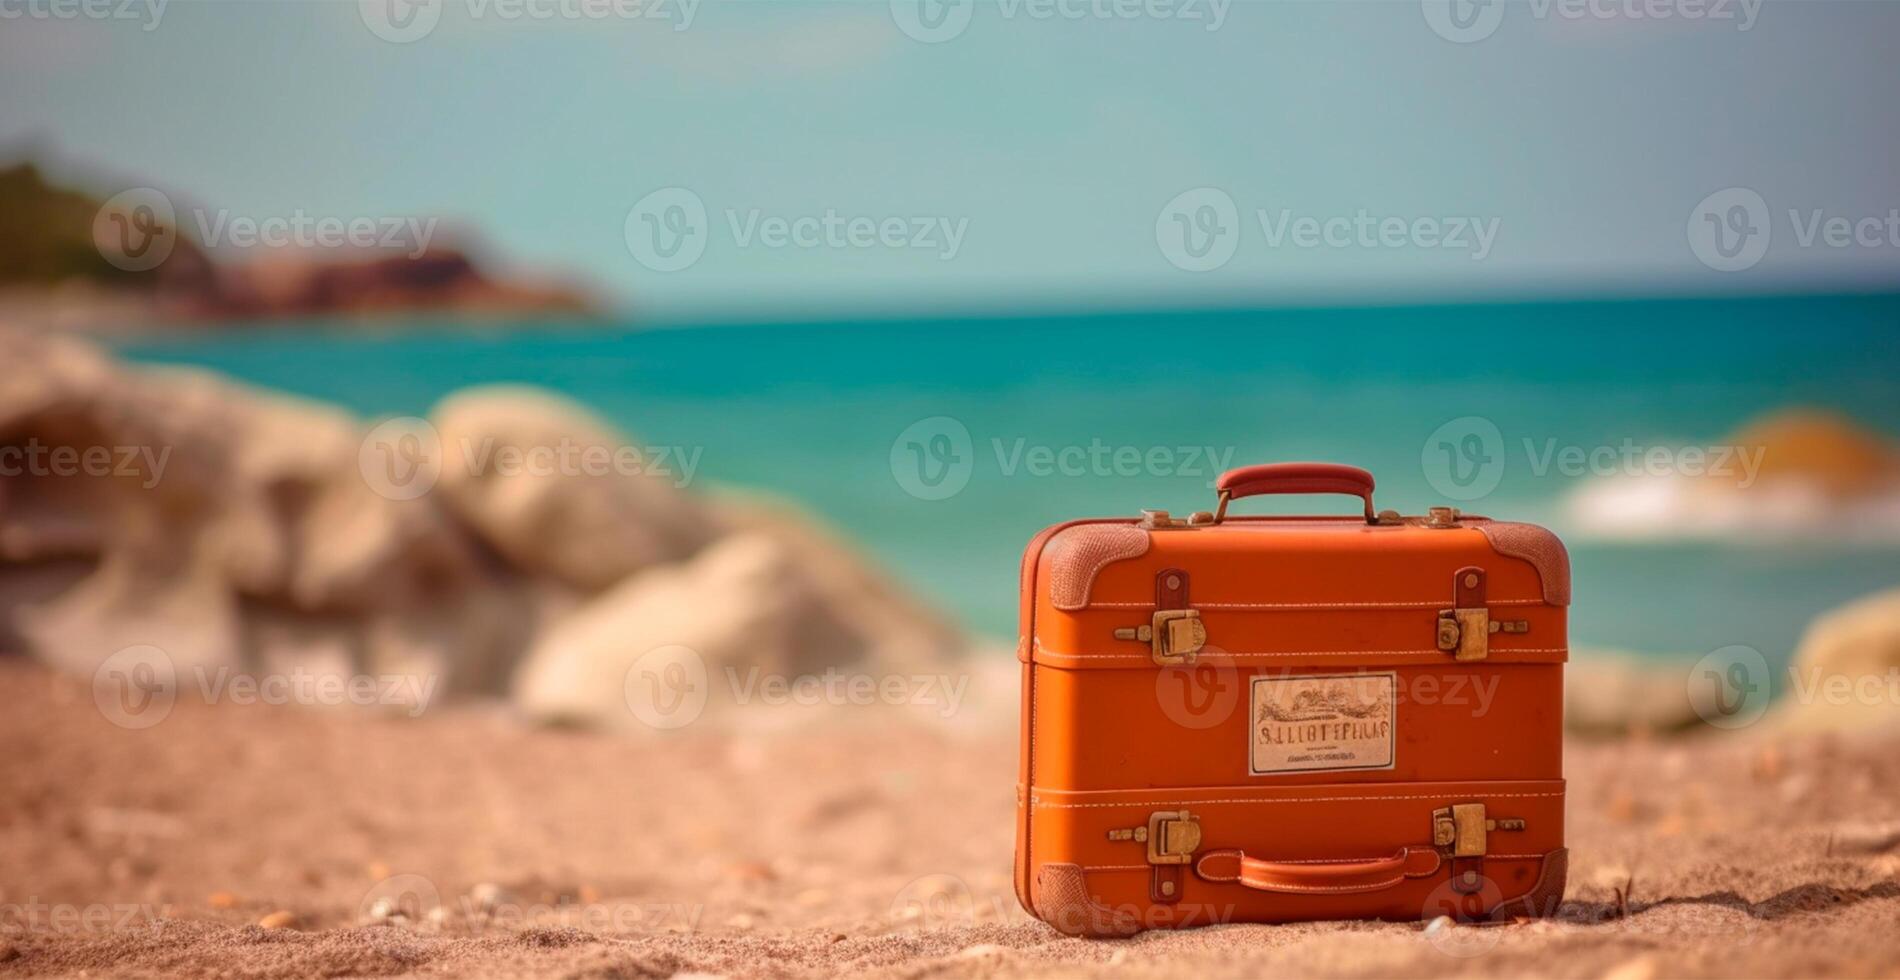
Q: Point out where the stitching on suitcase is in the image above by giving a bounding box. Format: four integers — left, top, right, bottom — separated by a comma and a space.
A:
1080, 864, 1150, 873
1031, 791, 1565, 808
1083, 599, 1546, 610
1032, 647, 1568, 660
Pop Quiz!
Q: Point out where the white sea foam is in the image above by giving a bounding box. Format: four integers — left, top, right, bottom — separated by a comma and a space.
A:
1562, 472, 1900, 544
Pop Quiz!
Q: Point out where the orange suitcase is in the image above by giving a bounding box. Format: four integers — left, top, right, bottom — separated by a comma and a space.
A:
1014, 463, 1568, 936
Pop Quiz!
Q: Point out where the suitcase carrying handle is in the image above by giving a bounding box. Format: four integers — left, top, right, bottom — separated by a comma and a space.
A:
1213, 462, 1377, 524
1195, 845, 1439, 894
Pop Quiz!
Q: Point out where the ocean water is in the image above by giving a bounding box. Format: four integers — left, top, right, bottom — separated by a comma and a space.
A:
115, 292, 1900, 670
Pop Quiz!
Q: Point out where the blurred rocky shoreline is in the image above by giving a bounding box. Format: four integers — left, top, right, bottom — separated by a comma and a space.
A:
0, 328, 965, 728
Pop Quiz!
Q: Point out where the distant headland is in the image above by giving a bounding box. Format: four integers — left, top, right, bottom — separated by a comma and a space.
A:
0, 160, 606, 334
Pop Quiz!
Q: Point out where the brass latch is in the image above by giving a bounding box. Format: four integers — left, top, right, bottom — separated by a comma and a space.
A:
1436, 612, 1530, 659
1431, 804, 1525, 858
1114, 609, 1205, 665
1436, 566, 1512, 662
1108, 810, 1201, 865
1436, 608, 1489, 661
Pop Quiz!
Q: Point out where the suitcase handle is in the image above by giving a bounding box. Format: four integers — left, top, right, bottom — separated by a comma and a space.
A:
1213, 462, 1377, 524
1195, 845, 1439, 894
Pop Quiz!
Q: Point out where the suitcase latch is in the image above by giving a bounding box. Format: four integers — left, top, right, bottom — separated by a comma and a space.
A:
1436, 610, 1530, 660
1436, 566, 1526, 661
1431, 803, 1525, 895
1436, 608, 1490, 661
1107, 810, 1201, 865
1430, 803, 1526, 858
1115, 609, 1205, 665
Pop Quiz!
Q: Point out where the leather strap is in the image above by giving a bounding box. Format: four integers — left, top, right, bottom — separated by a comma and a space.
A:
1195, 847, 1441, 894
1151, 568, 1191, 906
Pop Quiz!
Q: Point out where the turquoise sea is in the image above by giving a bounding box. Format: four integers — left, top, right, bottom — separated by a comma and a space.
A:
117, 292, 1900, 670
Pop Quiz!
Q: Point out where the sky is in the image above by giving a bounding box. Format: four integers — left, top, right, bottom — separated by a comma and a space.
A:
4, 0, 1899, 321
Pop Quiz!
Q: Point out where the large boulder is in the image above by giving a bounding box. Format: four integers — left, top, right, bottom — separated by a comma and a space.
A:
430, 387, 716, 592
510, 512, 968, 730
0, 329, 965, 716
0, 329, 527, 690
1769, 588, 1900, 734
1564, 651, 1705, 738
512, 532, 858, 728
706, 490, 964, 674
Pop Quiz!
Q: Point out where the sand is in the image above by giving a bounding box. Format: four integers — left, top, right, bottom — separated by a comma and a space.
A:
2, 658, 1898, 979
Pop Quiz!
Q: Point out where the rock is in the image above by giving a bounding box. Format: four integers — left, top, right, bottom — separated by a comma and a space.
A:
511, 505, 967, 729
1563, 407, 1900, 542
1598, 955, 1659, 980
1564, 651, 1703, 737
431, 387, 715, 591
0, 330, 548, 693
1770, 588, 1900, 733
1727, 408, 1898, 498
199, 247, 600, 323
512, 533, 860, 727
0, 329, 963, 719
208, 891, 239, 910
256, 910, 298, 930
15, 549, 243, 678
708, 491, 964, 673
1828, 821, 1900, 855
365, 896, 416, 925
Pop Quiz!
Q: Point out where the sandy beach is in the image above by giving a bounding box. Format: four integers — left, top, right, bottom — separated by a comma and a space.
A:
3, 658, 1898, 979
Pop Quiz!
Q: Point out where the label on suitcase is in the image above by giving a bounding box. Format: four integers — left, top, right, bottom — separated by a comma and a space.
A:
1013, 463, 1569, 936
1249, 672, 1397, 775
